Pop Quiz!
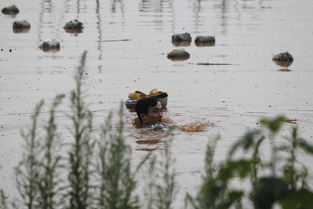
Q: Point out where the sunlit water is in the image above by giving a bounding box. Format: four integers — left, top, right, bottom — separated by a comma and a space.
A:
1, 0, 313, 207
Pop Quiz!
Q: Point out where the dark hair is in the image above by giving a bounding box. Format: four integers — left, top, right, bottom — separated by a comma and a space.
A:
135, 96, 159, 122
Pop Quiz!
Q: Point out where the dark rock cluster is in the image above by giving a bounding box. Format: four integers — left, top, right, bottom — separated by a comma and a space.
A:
2, 4, 86, 52
168, 33, 216, 61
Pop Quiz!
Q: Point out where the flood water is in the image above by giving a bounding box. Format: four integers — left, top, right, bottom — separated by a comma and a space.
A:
1, 0, 313, 207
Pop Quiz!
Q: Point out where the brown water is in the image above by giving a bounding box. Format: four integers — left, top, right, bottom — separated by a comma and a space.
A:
1, 0, 313, 207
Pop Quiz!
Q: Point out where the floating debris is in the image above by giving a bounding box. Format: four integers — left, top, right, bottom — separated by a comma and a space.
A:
13, 20, 31, 33
179, 122, 214, 132
126, 89, 168, 109
136, 139, 161, 145
272, 51, 294, 67
167, 49, 190, 61
2, 5, 19, 15
285, 119, 297, 124
195, 62, 233, 66
172, 32, 192, 46
101, 39, 131, 42
136, 147, 159, 151
195, 36, 216, 46
64, 20, 83, 33
39, 39, 60, 52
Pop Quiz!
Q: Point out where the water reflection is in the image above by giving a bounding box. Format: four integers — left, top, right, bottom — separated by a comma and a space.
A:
278, 69, 292, 72
13, 26, 31, 33
131, 121, 214, 151
192, 0, 201, 33
220, 0, 229, 34
140, 0, 163, 13
76, 0, 81, 17
111, 0, 125, 14
38, 0, 58, 44
273, 60, 293, 68
96, 0, 103, 72
139, 0, 175, 32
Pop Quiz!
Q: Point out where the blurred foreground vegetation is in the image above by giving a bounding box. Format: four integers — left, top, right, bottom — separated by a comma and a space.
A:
1, 52, 313, 209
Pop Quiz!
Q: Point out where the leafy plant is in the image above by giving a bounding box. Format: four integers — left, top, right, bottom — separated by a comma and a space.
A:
15, 101, 44, 209
185, 136, 245, 209
0, 189, 9, 209
66, 51, 94, 209
36, 94, 64, 209
186, 116, 313, 209
96, 104, 150, 209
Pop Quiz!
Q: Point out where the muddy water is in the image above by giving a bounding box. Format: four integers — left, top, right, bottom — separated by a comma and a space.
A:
1, 0, 313, 207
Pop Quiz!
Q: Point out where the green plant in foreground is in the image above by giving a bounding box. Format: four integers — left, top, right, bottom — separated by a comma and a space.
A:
96, 104, 150, 209
15, 101, 44, 209
252, 117, 313, 209
36, 94, 64, 209
67, 51, 94, 209
186, 116, 313, 209
0, 189, 9, 209
185, 136, 245, 209
14, 95, 65, 209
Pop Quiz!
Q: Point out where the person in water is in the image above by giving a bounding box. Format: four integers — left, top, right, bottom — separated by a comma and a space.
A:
134, 96, 168, 130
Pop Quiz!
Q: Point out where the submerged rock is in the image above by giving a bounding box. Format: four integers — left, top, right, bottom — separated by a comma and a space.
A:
172, 33, 192, 46
167, 49, 190, 61
39, 39, 60, 52
2, 5, 19, 15
272, 52, 293, 62
272, 52, 293, 67
13, 20, 31, 33
195, 36, 215, 46
64, 20, 83, 33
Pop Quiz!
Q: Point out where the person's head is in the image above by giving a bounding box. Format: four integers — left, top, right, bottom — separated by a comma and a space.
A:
135, 96, 163, 124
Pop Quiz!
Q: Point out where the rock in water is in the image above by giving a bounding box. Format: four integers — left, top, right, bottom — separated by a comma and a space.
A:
64, 20, 83, 33
167, 49, 190, 61
172, 33, 192, 46
13, 20, 31, 33
39, 39, 60, 52
272, 52, 293, 62
272, 52, 294, 67
2, 5, 19, 15
195, 36, 215, 46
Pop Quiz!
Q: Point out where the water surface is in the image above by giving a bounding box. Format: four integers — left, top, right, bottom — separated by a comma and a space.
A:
1, 0, 313, 207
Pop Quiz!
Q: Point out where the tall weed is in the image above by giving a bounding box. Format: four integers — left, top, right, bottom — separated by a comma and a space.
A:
15, 101, 44, 209
36, 94, 64, 209
0, 189, 9, 209
66, 51, 94, 209
96, 104, 149, 209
